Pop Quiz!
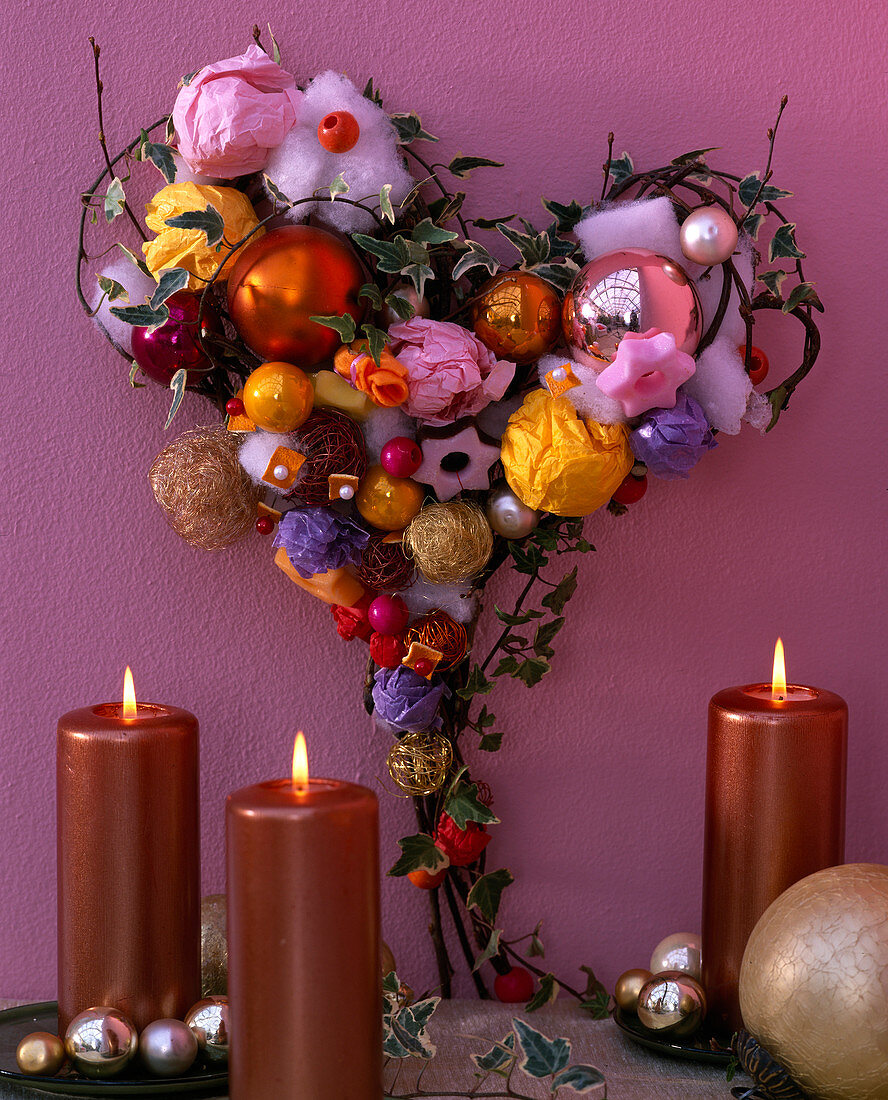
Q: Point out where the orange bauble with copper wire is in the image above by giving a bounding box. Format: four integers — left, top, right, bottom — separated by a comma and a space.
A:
227, 226, 365, 367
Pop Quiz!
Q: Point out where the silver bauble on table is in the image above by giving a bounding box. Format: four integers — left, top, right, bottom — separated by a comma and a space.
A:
139, 1018, 198, 1077
64, 1007, 138, 1078
637, 971, 707, 1038
649, 931, 702, 981
185, 996, 229, 1067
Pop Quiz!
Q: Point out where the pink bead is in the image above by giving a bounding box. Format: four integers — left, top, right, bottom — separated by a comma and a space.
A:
367, 594, 409, 635
380, 437, 423, 478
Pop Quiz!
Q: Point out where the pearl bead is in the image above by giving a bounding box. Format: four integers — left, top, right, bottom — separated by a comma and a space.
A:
552, 367, 567, 382
273, 464, 289, 481
339, 485, 355, 500
485, 481, 540, 540
679, 206, 739, 267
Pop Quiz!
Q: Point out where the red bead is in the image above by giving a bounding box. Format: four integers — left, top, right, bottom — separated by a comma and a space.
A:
317, 111, 360, 153
612, 474, 648, 506
408, 866, 448, 890
131, 290, 221, 387
368, 594, 410, 635
255, 516, 274, 535
226, 397, 245, 417
494, 967, 535, 1004
380, 437, 423, 479
413, 658, 433, 678
744, 345, 770, 385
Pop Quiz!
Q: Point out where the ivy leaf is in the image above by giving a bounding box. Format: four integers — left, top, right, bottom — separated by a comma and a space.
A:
496, 222, 550, 267
388, 833, 449, 877
471, 1033, 515, 1075
552, 1064, 606, 1092
263, 174, 292, 206
608, 151, 635, 186
742, 211, 765, 240
529, 925, 545, 958
479, 730, 504, 752
513, 1016, 569, 1074
378, 183, 395, 224
757, 269, 787, 296
360, 323, 387, 365
309, 313, 357, 344
533, 617, 565, 658
385, 292, 415, 320
411, 218, 459, 245
472, 213, 516, 230
467, 868, 514, 923
362, 76, 383, 106
579, 965, 611, 1020
671, 146, 719, 165
494, 606, 544, 626
768, 222, 806, 261
452, 239, 500, 281
444, 780, 500, 829
329, 173, 349, 201
352, 233, 410, 274
109, 302, 170, 330
492, 655, 519, 678
104, 176, 126, 223
533, 260, 580, 292
140, 136, 177, 183
267, 24, 281, 65
525, 973, 560, 1013
457, 664, 493, 700
781, 280, 824, 313
128, 362, 146, 388
358, 283, 384, 310
541, 197, 588, 233
149, 268, 190, 309
164, 368, 188, 430
508, 540, 547, 575
389, 111, 439, 145
427, 191, 466, 225
165, 204, 224, 247
117, 243, 153, 278
97, 274, 128, 303
515, 658, 550, 688
472, 928, 502, 971
541, 566, 578, 614
402, 261, 435, 300
738, 171, 794, 207
447, 154, 504, 178
386, 999, 439, 1060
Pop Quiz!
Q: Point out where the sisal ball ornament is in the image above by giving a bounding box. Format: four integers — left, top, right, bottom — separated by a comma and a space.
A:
16, 1032, 66, 1076
650, 932, 702, 981
387, 730, 453, 795
242, 361, 314, 434
226, 225, 365, 366
355, 465, 424, 531
149, 427, 260, 550
403, 502, 493, 583
201, 893, 227, 996
471, 271, 561, 366
637, 971, 707, 1038
614, 968, 652, 1013
405, 611, 468, 671
288, 408, 367, 506
739, 863, 888, 1100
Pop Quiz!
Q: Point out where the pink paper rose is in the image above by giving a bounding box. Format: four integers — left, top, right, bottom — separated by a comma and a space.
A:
388, 318, 515, 425
173, 44, 302, 179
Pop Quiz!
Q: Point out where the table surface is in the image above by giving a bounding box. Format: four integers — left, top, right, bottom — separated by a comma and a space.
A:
0, 998, 738, 1099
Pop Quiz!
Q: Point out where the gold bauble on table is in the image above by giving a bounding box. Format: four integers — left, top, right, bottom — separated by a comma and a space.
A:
355, 465, 424, 531
387, 731, 453, 795
16, 1032, 66, 1076
201, 893, 228, 997
614, 968, 652, 1013
471, 271, 561, 365
739, 863, 888, 1100
637, 971, 707, 1038
227, 225, 365, 366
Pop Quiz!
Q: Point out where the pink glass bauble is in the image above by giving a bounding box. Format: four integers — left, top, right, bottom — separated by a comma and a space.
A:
380, 437, 423, 479
131, 291, 221, 386
679, 206, 739, 267
368, 594, 409, 636
562, 249, 702, 368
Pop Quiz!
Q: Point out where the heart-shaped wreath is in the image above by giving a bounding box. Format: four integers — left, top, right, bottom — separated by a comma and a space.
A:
77, 27, 821, 1012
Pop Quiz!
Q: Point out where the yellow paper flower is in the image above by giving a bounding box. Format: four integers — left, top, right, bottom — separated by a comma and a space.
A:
501, 389, 632, 516
142, 182, 263, 287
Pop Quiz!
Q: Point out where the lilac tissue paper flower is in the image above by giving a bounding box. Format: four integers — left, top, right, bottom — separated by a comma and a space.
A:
273, 508, 370, 578
372, 666, 448, 733
630, 392, 717, 480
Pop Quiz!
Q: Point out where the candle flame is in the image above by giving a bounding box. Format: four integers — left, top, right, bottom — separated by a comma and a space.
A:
292, 731, 309, 787
771, 638, 787, 700
122, 667, 137, 718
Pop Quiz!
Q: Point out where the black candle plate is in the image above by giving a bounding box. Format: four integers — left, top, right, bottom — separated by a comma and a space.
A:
0, 1003, 227, 1096
613, 1006, 733, 1066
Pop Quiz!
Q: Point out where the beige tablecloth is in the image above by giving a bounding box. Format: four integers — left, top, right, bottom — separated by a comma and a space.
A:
0, 998, 738, 1098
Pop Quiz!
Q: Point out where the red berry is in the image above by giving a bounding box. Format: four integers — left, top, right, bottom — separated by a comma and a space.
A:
408, 866, 447, 890
317, 111, 360, 153
226, 397, 245, 417
612, 473, 648, 506
413, 659, 433, 678
255, 516, 274, 535
494, 967, 535, 1003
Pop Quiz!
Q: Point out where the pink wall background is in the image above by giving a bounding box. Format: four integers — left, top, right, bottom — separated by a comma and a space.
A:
1, 0, 885, 1001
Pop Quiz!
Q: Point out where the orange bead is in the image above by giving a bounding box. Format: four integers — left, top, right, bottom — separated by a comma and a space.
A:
243, 362, 314, 434
317, 111, 360, 153
355, 465, 424, 532
739, 344, 770, 385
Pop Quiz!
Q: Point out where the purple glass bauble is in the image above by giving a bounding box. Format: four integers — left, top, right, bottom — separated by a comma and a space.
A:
131, 291, 221, 386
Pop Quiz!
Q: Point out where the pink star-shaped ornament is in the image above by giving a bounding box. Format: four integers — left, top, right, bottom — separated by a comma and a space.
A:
414, 418, 502, 501
595, 328, 696, 418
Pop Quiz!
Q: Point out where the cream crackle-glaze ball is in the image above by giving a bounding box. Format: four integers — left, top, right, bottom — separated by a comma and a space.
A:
739, 863, 888, 1100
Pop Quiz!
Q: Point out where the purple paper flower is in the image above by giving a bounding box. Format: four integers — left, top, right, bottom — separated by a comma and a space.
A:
273, 508, 370, 578
372, 666, 447, 733
630, 392, 717, 480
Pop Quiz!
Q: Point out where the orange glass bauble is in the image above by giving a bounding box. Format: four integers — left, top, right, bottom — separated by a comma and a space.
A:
470, 271, 561, 365
355, 465, 424, 532
242, 362, 314, 433
227, 226, 365, 367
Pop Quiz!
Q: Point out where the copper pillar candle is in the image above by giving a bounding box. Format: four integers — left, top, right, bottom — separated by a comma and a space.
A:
226, 736, 381, 1100
701, 659, 847, 1036
57, 675, 200, 1033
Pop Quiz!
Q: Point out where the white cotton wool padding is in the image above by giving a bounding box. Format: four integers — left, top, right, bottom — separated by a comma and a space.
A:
90, 256, 159, 355
238, 430, 303, 488
362, 406, 416, 464
693, 235, 755, 343
536, 355, 627, 425
476, 393, 524, 440
402, 576, 476, 623
264, 71, 415, 235
575, 196, 683, 263
743, 389, 772, 433
682, 337, 752, 435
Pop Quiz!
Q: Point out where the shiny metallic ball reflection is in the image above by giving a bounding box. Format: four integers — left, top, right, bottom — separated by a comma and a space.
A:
637, 971, 707, 1038
486, 481, 541, 539
383, 283, 431, 326
679, 205, 739, 267
562, 248, 702, 368
64, 1007, 138, 1079
650, 932, 702, 981
185, 997, 229, 1067
140, 1018, 198, 1077
16, 1032, 66, 1076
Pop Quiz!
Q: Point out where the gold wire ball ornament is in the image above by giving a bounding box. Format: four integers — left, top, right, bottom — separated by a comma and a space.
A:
387, 731, 453, 796
405, 611, 468, 671
403, 502, 494, 584
148, 427, 260, 550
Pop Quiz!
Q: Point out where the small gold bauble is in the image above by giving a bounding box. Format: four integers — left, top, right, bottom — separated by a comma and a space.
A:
355, 465, 424, 532
16, 1032, 65, 1076
201, 893, 228, 997
614, 968, 652, 1013
739, 863, 888, 1100
471, 271, 561, 365
650, 932, 702, 981
64, 1007, 138, 1079
387, 731, 453, 795
242, 361, 314, 434
637, 971, 707, 1038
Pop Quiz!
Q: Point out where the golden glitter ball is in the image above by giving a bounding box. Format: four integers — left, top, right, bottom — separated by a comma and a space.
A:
387, 731, 453, 795
16, 1032, 65, 1076
355, 465, 424, 532
471, 271, 561, 365
614, 968, 652, 1013
404, 501, 493, 583
739, 863, 888, 1100
201, 893, 228, 997
242, 362, 314, 434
